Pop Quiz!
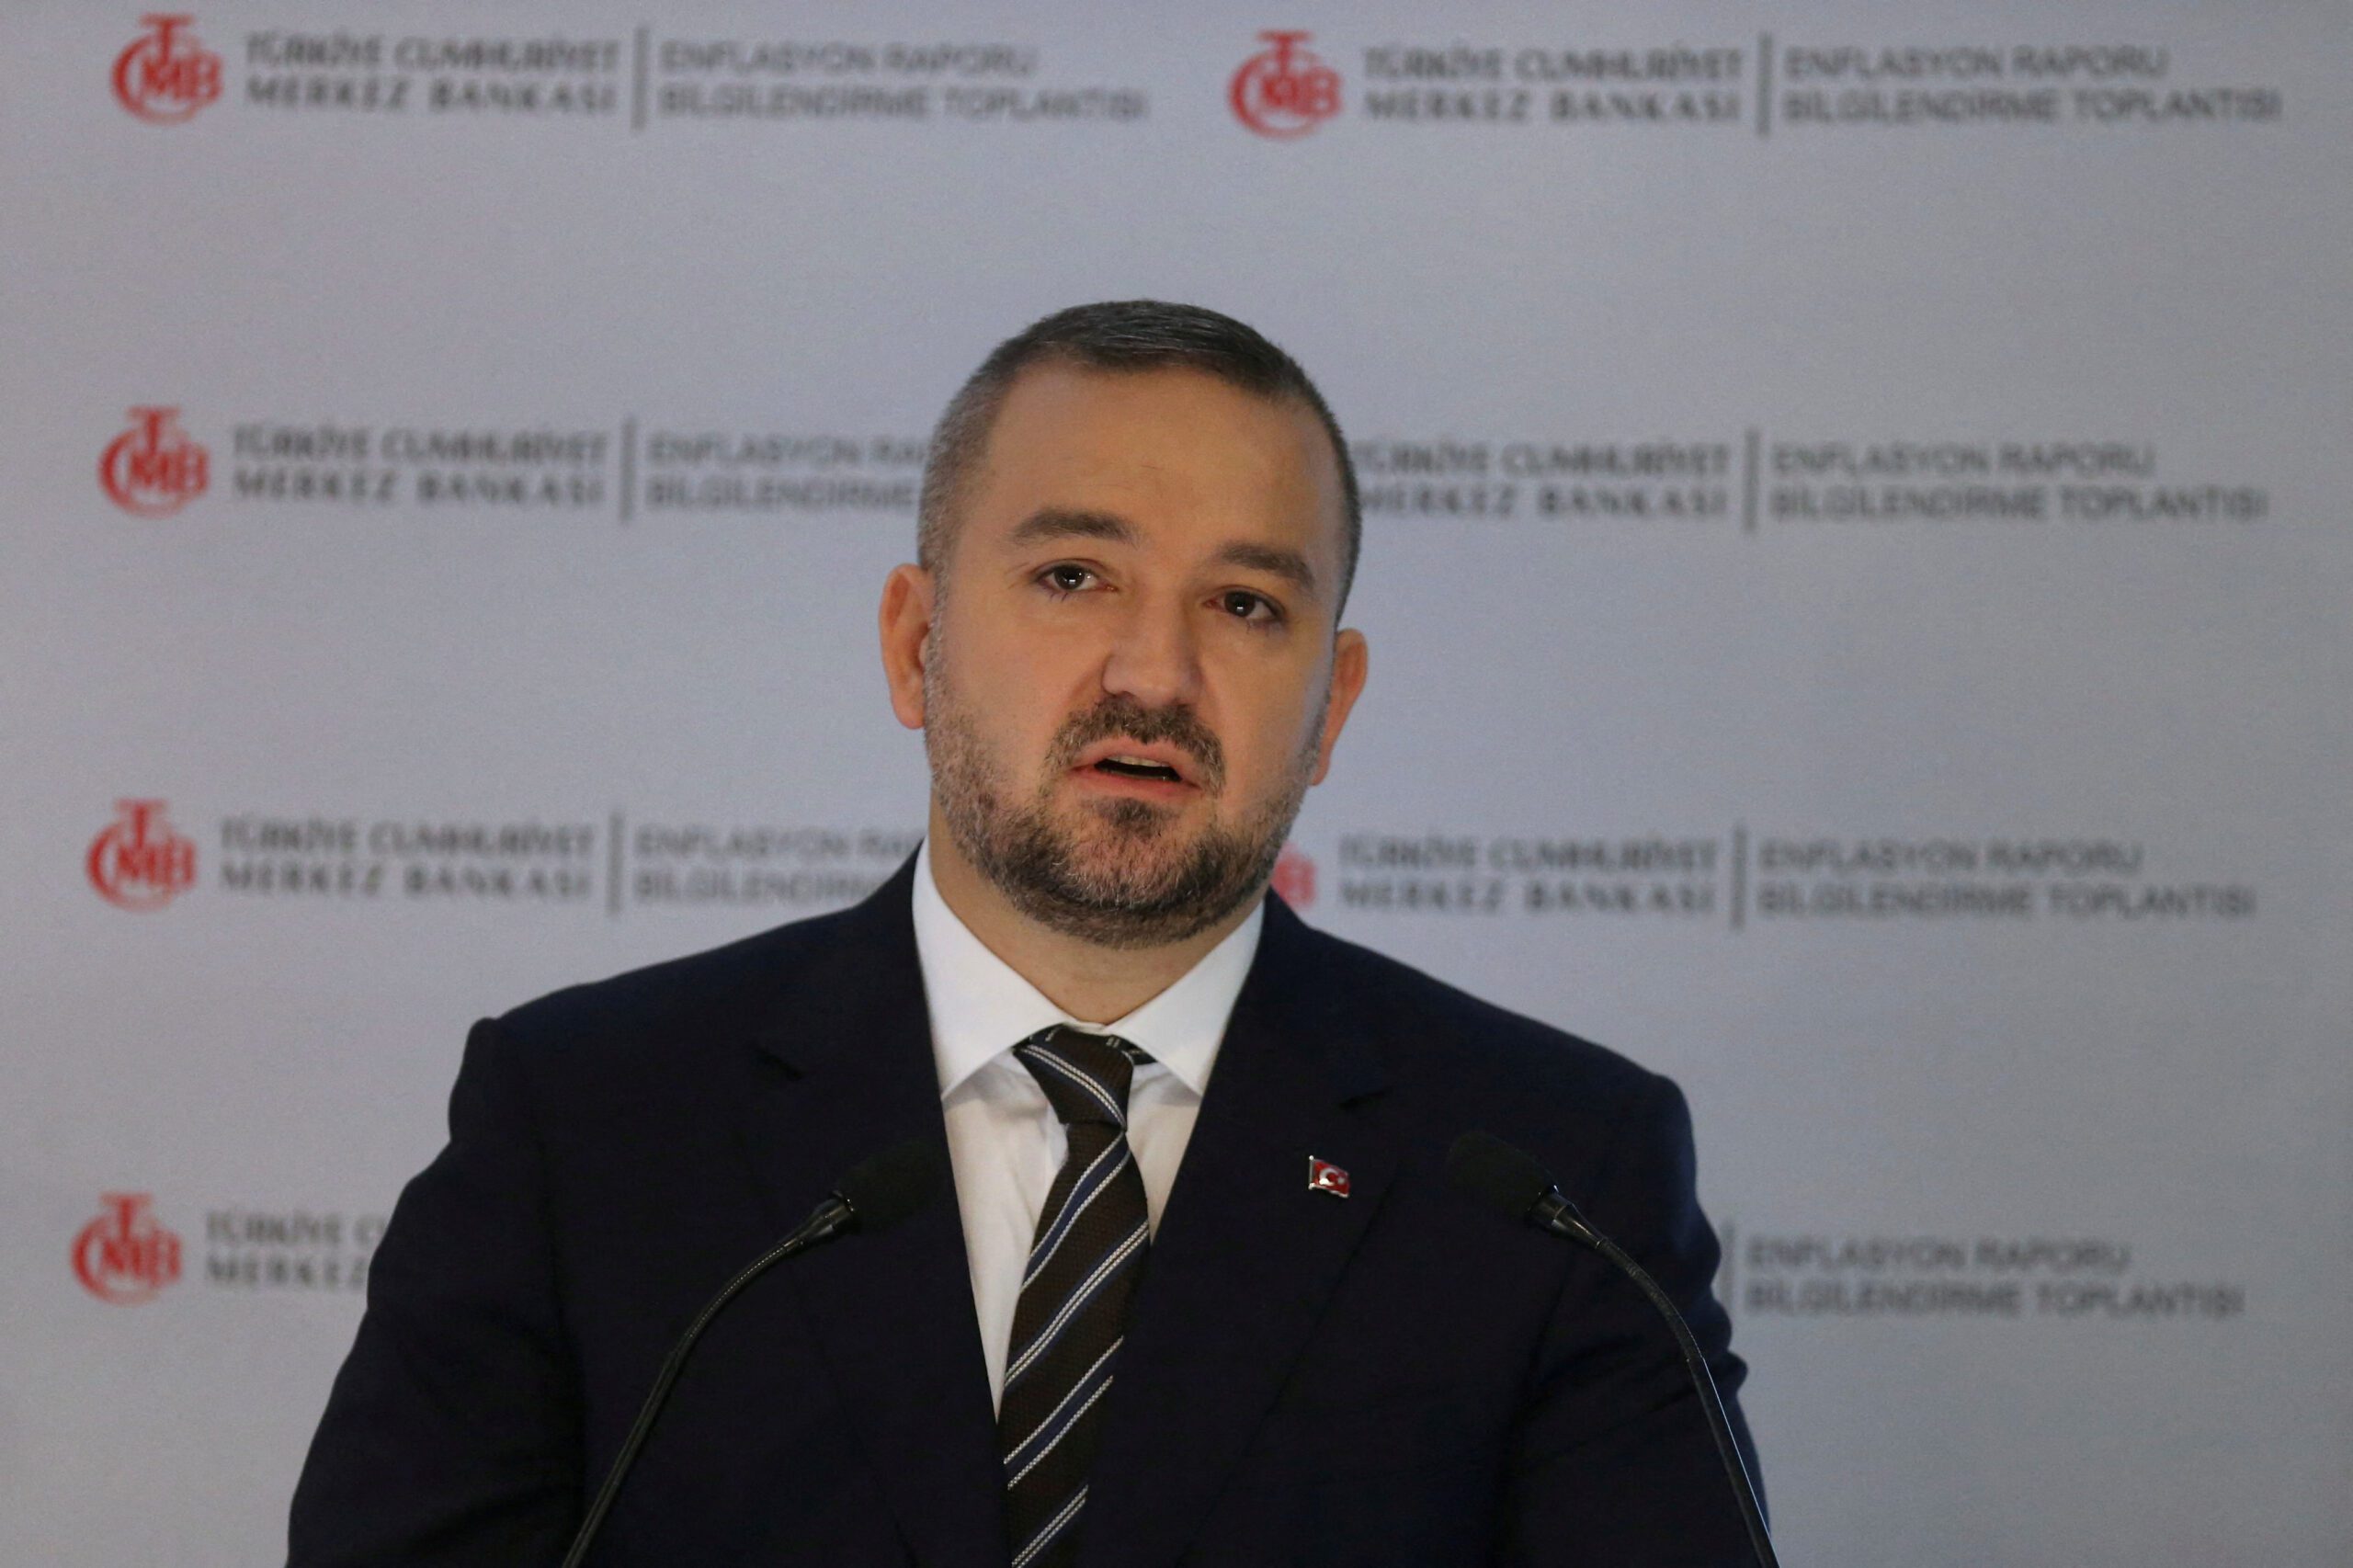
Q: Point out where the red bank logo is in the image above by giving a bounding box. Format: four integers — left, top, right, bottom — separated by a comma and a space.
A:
1230, 30, 1341, 139
74, 1193, 183, 1304
100, 406, 209, 517
88, 799, 198, 910
113, 15, 222, 124
1272, 845, 1316, 909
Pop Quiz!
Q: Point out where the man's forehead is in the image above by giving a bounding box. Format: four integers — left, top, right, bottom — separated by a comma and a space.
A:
970, 363, 1346, 563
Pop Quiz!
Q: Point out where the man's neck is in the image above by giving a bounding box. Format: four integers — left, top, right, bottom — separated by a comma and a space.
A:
923, 804, 1259, 1024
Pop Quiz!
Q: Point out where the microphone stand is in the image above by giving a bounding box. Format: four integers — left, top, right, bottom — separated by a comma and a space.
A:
1529, 1187, 1779, 1568
557, 1199, 854, 1568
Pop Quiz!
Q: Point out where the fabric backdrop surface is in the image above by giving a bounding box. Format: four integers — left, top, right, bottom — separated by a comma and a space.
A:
3, 3, 2347, 1564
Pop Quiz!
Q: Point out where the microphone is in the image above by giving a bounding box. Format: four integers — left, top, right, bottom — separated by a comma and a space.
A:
1445, 1131, 1779, 1568
558, 1139, 949, 1568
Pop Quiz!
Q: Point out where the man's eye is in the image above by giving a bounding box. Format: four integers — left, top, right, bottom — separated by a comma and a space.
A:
1220, 590, 1279, 623
1040, 564, 1096, 594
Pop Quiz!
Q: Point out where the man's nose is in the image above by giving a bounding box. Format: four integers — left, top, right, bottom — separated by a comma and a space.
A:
1099, 595, 1204, 710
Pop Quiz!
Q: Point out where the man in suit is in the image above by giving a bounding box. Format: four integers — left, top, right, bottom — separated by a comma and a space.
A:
290, 301, 1759, 1566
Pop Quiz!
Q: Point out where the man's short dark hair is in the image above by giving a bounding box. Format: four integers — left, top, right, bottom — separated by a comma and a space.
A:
917, 300, 1361, 610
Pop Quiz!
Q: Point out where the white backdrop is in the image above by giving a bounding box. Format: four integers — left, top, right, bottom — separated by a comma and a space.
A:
4, 3, 2348, 1563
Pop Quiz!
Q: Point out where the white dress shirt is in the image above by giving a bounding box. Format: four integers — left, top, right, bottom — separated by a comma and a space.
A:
910, 836, 1262, 1413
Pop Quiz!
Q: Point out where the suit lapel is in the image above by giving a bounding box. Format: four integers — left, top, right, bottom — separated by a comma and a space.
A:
1079, 897, 1397, 1568
734, 860, 1008, 1568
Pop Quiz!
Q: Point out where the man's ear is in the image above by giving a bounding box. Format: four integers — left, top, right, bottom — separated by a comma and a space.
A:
879, 563, 936, 730
1309, 628, 1369, 785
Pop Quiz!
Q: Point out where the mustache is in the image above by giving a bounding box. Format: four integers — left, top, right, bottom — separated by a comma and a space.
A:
1047, 696, 1226, 792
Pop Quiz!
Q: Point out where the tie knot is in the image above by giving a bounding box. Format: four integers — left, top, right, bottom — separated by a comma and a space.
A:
1014, 1025, 1148, 1128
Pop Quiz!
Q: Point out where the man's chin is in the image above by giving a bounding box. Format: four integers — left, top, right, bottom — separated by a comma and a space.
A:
1004, 849, 1264, 949
1054, 828, 1207, 899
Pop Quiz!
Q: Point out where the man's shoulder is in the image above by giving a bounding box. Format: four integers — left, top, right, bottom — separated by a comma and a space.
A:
1276, 913, 1705, 1218
1279, 909, 1669, 1123
486, 894, 884, 1065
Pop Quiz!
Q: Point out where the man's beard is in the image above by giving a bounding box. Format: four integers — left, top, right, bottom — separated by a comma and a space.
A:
924, 653, 1320, 949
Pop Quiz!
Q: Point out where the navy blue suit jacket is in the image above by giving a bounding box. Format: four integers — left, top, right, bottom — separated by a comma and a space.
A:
290, 857, 1758, 1565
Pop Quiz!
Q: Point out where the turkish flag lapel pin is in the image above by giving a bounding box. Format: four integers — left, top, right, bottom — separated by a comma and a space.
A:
1307, 1156, 1350, 1198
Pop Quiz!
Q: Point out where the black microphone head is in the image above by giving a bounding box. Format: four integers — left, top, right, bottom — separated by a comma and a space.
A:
1446, 1131, 1558, 1221
834, 1139, 948, 1235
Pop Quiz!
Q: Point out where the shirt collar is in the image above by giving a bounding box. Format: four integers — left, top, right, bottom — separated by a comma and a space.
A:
912, 836, 1262, 1102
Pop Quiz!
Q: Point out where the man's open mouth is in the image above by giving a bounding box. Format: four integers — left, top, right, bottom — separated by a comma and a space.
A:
1090, 756, 1187, 783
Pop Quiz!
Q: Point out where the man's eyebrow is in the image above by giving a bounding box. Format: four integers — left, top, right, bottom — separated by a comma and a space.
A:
1006, 507, 1137, 547
1216, 541, 1318, 595
1006, 507, 1320, 597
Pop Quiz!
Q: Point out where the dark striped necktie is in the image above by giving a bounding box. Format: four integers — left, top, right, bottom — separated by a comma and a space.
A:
1000, 1024, 1154, 1568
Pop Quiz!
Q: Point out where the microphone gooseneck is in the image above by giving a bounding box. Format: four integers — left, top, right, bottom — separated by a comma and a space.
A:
558, 1139, 948, 1568
1445, 1131, 1780, 1568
